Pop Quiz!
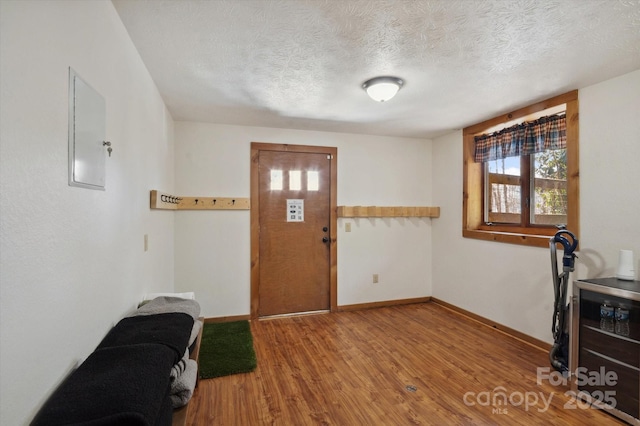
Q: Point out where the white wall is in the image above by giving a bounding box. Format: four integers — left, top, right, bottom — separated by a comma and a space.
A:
0, 1, 175, 424
578, 69, 640, 279
174, 122, 433, 317
432, 69, 640, 344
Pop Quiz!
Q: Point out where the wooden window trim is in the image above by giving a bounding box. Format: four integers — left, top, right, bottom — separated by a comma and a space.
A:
462, 90, 579, 248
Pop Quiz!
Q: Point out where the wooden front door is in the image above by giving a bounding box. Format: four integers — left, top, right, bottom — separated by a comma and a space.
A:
251, 143, 337, 318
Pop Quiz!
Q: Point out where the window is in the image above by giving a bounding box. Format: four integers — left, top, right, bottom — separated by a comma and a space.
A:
289, 170, 302, 190
270, 169, 321, 191
463, 91, 579, 247
270, 169, 283, 190
307, 171, 319, 191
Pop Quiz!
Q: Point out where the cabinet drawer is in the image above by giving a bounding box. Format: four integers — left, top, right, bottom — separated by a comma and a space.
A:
580, 324, 640, 367
579, 348, 639, 418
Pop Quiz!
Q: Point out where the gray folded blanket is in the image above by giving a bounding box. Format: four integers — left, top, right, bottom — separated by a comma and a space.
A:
131, 296, 201, 320
171, 349, 189, 382
170, 359, 198, 408
190, 320, 202, 347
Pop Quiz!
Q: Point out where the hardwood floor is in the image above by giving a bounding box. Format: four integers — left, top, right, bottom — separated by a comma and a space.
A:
186, 302, 624, 425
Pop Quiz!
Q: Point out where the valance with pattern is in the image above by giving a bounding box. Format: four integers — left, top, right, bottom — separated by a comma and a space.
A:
474, 114, 566, 162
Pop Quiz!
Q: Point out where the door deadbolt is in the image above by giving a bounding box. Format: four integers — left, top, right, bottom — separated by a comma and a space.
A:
323, 227, 328, 232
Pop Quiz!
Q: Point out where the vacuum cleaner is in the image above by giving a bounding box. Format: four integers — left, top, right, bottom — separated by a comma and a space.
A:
549, 229, 578, 374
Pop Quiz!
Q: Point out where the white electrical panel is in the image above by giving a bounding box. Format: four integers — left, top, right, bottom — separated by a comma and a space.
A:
68, 68, 106, 190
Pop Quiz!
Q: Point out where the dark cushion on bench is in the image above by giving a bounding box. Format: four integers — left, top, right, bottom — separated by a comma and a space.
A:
96, 312, 194, 364
31, 343, 175, 426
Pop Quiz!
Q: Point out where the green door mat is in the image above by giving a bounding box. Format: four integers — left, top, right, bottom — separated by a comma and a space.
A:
198, 320, 257, 379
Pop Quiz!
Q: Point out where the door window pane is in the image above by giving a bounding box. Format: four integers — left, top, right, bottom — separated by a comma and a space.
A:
270, 170, 283, 190
307, 171, 319, 191
289, 170, 301, 191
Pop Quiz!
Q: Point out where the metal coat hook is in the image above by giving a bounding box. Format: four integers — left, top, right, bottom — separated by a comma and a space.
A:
213, 199, 217, 205
159, 194, 181, 204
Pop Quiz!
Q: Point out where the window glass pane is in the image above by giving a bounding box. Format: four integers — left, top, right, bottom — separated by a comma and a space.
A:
289, 170, 301, 191
532, 149, 567, 225
307, 171, 319, 191
485, 157, 521, 224
270, 170, 283, 190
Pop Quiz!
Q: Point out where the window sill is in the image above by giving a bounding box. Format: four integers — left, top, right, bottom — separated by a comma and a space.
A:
463, 228, 554, 248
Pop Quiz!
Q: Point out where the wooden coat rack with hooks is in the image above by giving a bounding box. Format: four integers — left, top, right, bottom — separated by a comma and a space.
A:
337, 206, 440, 218
150, 190, 250, 211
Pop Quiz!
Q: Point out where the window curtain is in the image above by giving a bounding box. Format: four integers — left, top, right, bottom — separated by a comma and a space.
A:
474, 114, 566, 162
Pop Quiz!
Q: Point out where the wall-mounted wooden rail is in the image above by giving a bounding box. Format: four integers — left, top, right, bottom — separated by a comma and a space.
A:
150, 190, 250, 211
337, 206, 440, 218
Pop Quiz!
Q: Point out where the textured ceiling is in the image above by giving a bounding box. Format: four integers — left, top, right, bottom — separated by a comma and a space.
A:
112, 0, 640, 139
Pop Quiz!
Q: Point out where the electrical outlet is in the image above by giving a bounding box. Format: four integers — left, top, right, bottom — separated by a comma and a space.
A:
345, 222, 351, 232
373, 274, 379, 283
144, 234, 148, 252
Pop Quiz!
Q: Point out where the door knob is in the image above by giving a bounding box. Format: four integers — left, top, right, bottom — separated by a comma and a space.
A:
322, 237, 330, 243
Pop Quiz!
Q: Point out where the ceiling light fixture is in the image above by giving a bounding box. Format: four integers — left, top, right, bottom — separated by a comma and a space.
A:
362, 76, 404, 102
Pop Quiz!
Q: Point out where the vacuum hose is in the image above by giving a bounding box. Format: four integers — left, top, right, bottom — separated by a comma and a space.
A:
549, 230, 578, 374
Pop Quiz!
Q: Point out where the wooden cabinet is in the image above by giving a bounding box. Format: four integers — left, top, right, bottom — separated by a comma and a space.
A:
571, 278, 640, 425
